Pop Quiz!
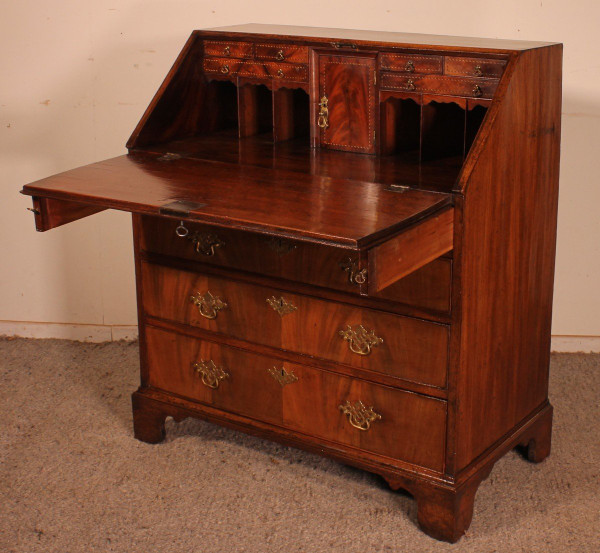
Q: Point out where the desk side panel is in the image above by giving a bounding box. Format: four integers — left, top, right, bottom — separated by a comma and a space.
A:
452, 44, 562, 473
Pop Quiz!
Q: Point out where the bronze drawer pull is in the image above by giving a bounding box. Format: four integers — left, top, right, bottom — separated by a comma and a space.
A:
268, 366, 298, 386
266, 296, 297, 317
317, 95, 329, 129
474, 64, 483, 76
220, 64, 230, 74
193, 359, 229, 389
188, 231, 224, 256
223, 46, 231, 56
190, 290, 228, 320
405, 79, 416, 91
339, 324, 383, 356
339, 400, 381, 431
472, 85, 483, 97
340, 257, 367, 286
276, 49, 285, 61
277, 68, 284, 78
404, 60, 415, 73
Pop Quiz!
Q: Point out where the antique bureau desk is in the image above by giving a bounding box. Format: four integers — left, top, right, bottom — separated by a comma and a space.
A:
22, 24, 562, 542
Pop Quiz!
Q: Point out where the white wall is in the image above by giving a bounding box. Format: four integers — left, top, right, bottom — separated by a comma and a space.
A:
1, 1, 599, 349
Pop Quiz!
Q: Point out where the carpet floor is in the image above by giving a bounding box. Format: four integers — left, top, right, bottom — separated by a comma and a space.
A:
0, 338, 598, 553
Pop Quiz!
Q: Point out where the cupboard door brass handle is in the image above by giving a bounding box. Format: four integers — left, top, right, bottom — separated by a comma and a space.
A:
404, 60, 415, 73
276, 49, 285, 61
223, 46, 231, 56
220, 64, 230, 74
472, 85, 483, 97
405, 79, 416, 91
339, 400, 381, 431
193, 359, 229, 389
190, 290, 228, 320
188, 231, 224, 256
317, 95, 329, 129
474, 64, 483, 76
340, 257, 367, 286
339, 324, 383, 356
268, 366, 298, 387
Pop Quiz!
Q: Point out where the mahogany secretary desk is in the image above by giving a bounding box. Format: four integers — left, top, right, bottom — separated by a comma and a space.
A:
21, 25, 562, 542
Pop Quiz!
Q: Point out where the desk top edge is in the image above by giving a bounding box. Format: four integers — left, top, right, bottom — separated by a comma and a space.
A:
201, 24, 561, 52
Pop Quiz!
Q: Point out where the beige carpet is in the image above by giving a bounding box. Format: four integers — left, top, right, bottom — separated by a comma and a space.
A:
0, 338, 598, 553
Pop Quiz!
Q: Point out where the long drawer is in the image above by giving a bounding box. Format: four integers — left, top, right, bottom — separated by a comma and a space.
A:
145, 325, 447, 472
203, 58, 308, 82
141, 263, 449, 388
380, 73, 499, 99
138, 215, 452, 314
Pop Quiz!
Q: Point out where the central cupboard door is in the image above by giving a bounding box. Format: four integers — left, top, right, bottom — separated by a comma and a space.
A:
317, 53, 377, 154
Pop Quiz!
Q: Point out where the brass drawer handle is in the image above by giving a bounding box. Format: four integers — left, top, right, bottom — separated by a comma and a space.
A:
190, 290, 228, 320
405, 79, 416, 91
223, 46, 231, 56
472, 84, 483, 97
188, 231, 224, 256
339, 324, 383, 356
266, 296, 297, 317
474, 64, 483, 76
339, 400, 381, 431
404, 60, 415, 73
220, 64, 230, 74
277, 68, 284, 78
193, 359, 229, 389
317, 95, 329, 129
340, 257, 367, 286
276, 49, 285, 61
268, 366, 298, 387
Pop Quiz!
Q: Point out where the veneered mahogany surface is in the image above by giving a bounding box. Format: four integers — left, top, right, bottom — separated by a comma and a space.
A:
22, 152, 452, 249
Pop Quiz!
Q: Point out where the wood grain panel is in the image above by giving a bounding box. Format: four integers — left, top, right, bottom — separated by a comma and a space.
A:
444, 56, 506, 78
380, 74, 499, 99
380, 53, 443, 74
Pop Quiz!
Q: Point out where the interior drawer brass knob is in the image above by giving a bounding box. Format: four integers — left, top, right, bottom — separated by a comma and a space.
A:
220, 64, 230, 74
276, 49, 285, 61
223, 46, 231, 56
193, 359, 229, 389
404, 60, 415, 72
190, 290, 228, 320
188, 231, 224, 256
339, 324, 383, 356
405, 79, 416, 91
472, 84, 483, 97
268, 366, 298, 386
277, 68, 284, 78
474, 64, 483, 76
339, 400, 381, 431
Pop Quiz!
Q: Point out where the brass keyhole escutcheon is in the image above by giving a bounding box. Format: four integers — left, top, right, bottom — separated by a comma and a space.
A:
268, 366, 298, 387
339, 400, 381, 431
266, 296, 297, 317
317, 95, 329, 129
187, 231, 224, 256
276, 49, 285, 61
472, 85, 483, 97
404, 60, 415, 73
339, 324, 383, 356
193, 359, 229, 389
220, 64, 230, 74
190, 290, 228, 320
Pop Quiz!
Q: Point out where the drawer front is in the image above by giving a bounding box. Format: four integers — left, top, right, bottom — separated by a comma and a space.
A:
380, 74, 499, 99
138, 216, 451, 313
204, 40, 254, 59
141, 263, 449, 388
380, 53, 443, 74
203, 58, 308, 82
444, 56, 507, 78
145, 325, 281, 424
255, 43, 309, 64
145, 325, 447, 472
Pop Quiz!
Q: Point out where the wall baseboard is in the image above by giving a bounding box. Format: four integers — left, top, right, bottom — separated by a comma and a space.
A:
1, 321, 599, 352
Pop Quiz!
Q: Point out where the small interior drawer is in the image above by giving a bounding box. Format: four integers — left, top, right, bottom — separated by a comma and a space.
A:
202, 59, 308, 82
204, 40, 254, 59
255, 43, 309, 63
144, 325, 447, 472
380, 53, 443, 74
444, 56, 507, 78
380, 73, 499, 99
141, 263, 450, 389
